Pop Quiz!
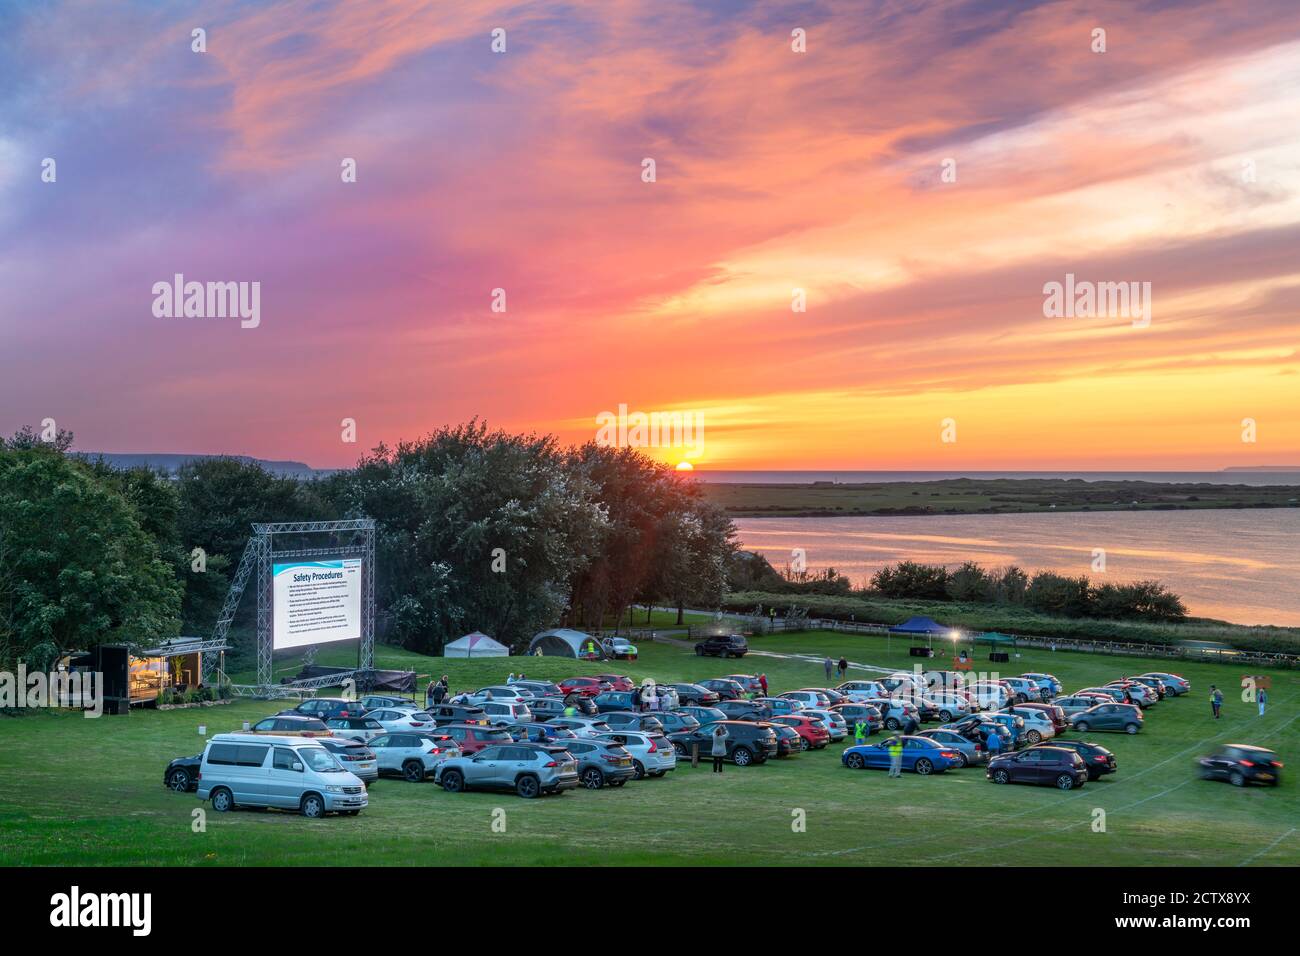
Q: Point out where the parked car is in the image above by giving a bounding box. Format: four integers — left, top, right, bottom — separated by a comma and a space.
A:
769, 714, 831, 750
1124, 676, 1167, 700
1033, 739, 1116, 781
1070, 703, 1144, 734
163, 753, 202, 792
667, 721, 779, 765
942, 714, 1015, 749
831, 702, 883, 737
982, 711, 1029, 747
507, 721, 578, 743
435, 743, 579, 798
801, 707, 848, 741
1197, 744, 1283, 787
512, 679, 564, 697
467, 685, 535, 705
916, 728, 985, 767
780, 690, 832, 710
434, 723, 516, 754
558, 738, 638, 788
1053, 695, 1105, 718
318, 737, 380, 784
699, 678, 748, 701
426, 703, 491, 726
249, 715, 332, 737
364, 708, 439, 733
197, 733, 367, 817
600, 711, 665, 733
637, 710, 700, 734
528, 696, 595, 720
1141, 672, 1190, 696
999, 677, 1042, 703
593, 691, 639, 713
799, 686, 850, 706
836, 679, 890, 702
546, 716, 617, 737
715, 699, 771, 721
278, 697, 366, 721
1019, 673, 1063, 697
753, 696, 803, 716
988, 746, 1088, 789
1002, 706, 1055, 744
1076, 686, 1129, 704
324, 715, 387, 742
722, 674, 765, 696
597, 731, 676, 778
669, 683, 721, 706
1013, 702, 1069, 736
558, 676, 608, 698
601, 637, 639, 660
594, 674, 635, 692
678, 705, 728, 727
358, 694, 418, 711
1106, 681, 1157, 707
842, 735, 958, 775
967, 682, 1013, 710
925, 692, 971, 722
695, 634, 749, 657
770, 724, 803, 757
366, 731, 460, 781
871, 697, 921, 731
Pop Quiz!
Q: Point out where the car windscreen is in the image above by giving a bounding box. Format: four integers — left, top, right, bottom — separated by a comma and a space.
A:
299, 748, 345, 772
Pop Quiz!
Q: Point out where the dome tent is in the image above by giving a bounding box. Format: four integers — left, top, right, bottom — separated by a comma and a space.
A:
443, 631, 509, 658
527, 628, 606, 659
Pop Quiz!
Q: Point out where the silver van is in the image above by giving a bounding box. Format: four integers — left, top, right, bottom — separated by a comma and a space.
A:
196, 733, 368, 818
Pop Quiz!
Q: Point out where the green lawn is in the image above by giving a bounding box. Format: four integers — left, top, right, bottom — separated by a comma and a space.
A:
1, 632, 1296, 866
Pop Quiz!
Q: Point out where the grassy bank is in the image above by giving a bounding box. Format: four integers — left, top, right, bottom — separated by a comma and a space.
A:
702, 477, 1300, 517
722, 591, 1300, 656
1, 633, 1295, 866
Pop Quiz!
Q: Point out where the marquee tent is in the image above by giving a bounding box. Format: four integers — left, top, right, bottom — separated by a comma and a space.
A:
443, 632, 509, 658
527, 629, 605, 659
887, 616, 951, 635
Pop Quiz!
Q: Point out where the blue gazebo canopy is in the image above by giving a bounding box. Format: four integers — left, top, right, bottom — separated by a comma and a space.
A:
888, 616, 951, 635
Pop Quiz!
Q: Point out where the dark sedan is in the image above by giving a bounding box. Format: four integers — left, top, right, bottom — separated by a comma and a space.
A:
1198, 745, 1282, 787
163, 753, 202, 792
715, 699, 771, 721
698, 678, 747, 701
670, 683, 721, 706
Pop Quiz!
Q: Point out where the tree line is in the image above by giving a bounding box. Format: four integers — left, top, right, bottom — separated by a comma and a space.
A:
0, 422, 736, 669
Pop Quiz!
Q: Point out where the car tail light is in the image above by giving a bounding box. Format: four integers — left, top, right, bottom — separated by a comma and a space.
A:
647, 739, 657, 752
1240, 759, 1255, 767
1273, 761, 1283, 767
427, 747, 441, 754
544, 760, 558, 767
940, 751, 957, 759
601, 753, 622, 763
1094, 755, 1107, 762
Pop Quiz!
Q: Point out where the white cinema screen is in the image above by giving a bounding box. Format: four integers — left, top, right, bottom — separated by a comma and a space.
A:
272, 559, 362, 650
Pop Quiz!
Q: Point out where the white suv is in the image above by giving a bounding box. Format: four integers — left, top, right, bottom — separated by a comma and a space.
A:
597, 731, 676, 778
368, 731, 462, 781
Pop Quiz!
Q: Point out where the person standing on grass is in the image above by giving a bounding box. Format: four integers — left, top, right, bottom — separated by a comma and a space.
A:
711, 724, 729, 773
902, 713, 919, 736
824, 657, 834, 682
888, 737, 903, 778
986, 726, 1002, 760
1210, 685, 1223, 719
1257, 687, 1267, 717
853, 719, 867, 746
759, 673, 768, 696
838, 657, 849, 680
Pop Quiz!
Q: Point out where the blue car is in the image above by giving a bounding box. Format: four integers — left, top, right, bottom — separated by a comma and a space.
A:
592, 691, 637, 713
841, 735, 958, 775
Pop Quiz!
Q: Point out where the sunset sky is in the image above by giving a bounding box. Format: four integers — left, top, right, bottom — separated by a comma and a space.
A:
2, 0, 1298, 470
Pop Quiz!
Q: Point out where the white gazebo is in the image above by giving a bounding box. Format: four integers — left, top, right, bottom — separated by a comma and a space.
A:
443, 631, 509, 658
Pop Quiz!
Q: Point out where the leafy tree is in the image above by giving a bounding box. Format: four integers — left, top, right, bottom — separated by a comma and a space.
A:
0, 447, 182, 663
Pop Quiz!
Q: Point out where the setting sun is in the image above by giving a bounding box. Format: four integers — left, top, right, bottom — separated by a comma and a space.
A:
675, 461, 694, 472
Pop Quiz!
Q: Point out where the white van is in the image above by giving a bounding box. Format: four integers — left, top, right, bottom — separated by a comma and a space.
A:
196, 733, 368, 818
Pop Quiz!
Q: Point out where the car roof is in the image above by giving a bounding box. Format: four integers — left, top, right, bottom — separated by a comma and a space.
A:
210, 733, 325, 747
1225, 744, 1275, 753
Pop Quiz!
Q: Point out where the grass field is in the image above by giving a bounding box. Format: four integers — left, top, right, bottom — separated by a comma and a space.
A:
1, 632, 1296, 866
701, 477, 1300, 517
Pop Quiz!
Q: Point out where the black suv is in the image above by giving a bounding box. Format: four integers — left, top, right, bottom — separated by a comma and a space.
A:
1032, 739, 1116, 781
1198, 745, 1282, 787
163, 753, 202, 792
667, 720, 778, 766
696, 634, 749, 658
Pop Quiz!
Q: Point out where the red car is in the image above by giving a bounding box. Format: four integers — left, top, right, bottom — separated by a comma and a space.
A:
770, 714, 831, 750
559, 677, 609, 698
435, 723, 515, 755
596, 674, 635, 692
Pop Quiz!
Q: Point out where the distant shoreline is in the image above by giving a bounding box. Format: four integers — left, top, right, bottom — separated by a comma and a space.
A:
701, 476, 1300, 518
